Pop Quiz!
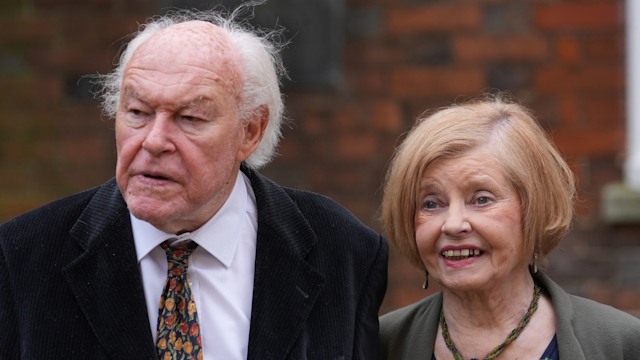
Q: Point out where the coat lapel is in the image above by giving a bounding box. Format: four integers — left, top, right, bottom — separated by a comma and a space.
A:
535, 272, 587, 360
62, 179, 157, 359
244, 168, 327, 360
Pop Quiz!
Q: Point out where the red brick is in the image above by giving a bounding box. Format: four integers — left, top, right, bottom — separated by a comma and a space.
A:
33, 0, 91, 6
334, 103, 364, 132
371, 100, 404, 133
307, 166, 331, 189
90, 15, 151, 44
47, 47, 109, 73
332, 100, 403, 134
7, 74, 66, 104
60, 137, 105, 162
558, 95, 580, 128
0, 16, 56, 45
347, 70, 387, 96
390, 67, 485, 99
587, 35, 624, 62
31, 0, 136, 8
345, 40, 404, 68
386, 4, 482, 35
613, 289, 640, 314
33, 140, 59, 160
56, 107, 106, 133
534, 3, 622, 31
0, 192, 55, 222
333, 169, 366, 190
57, 165, 113, 192
335, 132, 379, 161
550, 128, 624, 156
0, 165, 33, 191
453, 35, 549, 62
535, 65, 623, 93
300, 113, 328, 137
584, 96, 624, 129
555, 35, 582, 64
585, 284, 640, 314
288, 95, 338, 138
59, 13, 149, 45
347, 0, 396, 5
273, 137, 299, 162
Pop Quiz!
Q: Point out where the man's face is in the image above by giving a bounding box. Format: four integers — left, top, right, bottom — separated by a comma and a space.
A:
115, 22, 258, 234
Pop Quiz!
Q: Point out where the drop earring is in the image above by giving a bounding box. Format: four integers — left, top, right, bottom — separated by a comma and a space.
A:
530, 253, 538, 274
422, 271, 429, 289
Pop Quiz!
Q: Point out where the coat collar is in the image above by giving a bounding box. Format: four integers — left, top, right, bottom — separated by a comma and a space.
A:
242, 166, 327, 359
62, 179, 157, 360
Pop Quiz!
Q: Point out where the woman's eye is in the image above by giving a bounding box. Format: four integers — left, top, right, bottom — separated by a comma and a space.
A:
475, 196, 491, 205
423, 200, 438, 209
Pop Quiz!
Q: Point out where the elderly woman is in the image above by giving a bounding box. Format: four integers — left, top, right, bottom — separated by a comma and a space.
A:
379, 97, 640, 359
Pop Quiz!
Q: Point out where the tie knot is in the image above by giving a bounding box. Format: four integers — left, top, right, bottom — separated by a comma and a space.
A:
161, 240, 198, 277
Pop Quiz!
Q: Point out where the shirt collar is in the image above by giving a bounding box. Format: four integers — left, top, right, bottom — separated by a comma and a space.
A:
131, 171, 252, 268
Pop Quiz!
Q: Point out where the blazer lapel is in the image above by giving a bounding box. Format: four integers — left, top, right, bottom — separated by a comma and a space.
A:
62, 179, 157, 359
244, 168, 326, 360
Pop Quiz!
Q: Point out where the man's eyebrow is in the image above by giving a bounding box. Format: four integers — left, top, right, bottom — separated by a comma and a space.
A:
184, 96, 212, 107
121, 87, 142, 101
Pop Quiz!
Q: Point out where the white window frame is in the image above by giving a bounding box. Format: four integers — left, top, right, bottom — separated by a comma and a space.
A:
626, 0, 640, 189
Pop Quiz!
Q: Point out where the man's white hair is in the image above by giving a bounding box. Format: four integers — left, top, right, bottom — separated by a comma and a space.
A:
96, 5, 287, 169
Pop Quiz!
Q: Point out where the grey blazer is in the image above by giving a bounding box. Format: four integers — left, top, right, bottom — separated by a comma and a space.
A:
380, 271, 640, 360
0, 166, 388, 359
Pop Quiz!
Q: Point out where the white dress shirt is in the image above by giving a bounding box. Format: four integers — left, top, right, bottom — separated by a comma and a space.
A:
131, 171, 257, 360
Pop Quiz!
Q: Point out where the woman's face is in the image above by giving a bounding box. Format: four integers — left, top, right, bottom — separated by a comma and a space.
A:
415, 145, 528, 293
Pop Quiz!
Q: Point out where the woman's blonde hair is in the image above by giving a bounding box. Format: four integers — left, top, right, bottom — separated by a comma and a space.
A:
381, 95, 576, 269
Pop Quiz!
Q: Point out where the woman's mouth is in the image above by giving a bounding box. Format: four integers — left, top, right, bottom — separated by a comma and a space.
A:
441, 249, 483, 260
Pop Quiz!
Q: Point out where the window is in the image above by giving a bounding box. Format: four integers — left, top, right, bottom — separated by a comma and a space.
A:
157, 0, 345, 91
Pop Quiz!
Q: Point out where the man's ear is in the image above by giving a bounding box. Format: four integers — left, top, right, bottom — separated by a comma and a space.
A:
237, 105, 269, 161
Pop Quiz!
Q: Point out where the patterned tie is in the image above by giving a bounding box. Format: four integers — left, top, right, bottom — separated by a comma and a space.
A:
156, 240, 203, 360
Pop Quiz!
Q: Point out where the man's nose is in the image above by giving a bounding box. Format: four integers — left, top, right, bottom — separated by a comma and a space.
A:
142, 115, 177, 155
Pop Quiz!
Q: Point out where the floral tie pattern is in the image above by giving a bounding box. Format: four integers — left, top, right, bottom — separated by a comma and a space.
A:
156, 240, 203, 360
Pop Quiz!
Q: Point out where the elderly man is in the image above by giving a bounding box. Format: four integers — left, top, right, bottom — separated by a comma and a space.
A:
0, 8, 387, 360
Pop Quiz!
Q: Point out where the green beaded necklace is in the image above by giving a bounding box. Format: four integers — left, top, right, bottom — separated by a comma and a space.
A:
439, 283, 542, 360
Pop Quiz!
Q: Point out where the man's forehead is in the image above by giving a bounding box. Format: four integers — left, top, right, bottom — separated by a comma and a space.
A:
122, 86, 214, 106
145, 21, 231, 53
124, 20, 243, 97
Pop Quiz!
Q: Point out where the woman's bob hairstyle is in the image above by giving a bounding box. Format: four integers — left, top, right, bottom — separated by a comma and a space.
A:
381, 95, 576, 269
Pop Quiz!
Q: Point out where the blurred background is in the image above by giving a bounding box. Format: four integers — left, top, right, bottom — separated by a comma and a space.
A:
2, 0, 639, 316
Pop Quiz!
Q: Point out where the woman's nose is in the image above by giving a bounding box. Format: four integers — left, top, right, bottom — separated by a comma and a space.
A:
441, 203, 472, 236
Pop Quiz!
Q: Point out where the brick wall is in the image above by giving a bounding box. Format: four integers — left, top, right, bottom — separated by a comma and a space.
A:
2, 0, 639, 317
338, 0, 639, 315
0, 0, 154, 218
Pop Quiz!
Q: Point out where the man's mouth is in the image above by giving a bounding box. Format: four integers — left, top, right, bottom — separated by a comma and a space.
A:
143, 173, 169, 181
441, 249, 483, 260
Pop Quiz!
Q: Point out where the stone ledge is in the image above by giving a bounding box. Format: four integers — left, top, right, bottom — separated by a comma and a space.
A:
602, 182, 640, 224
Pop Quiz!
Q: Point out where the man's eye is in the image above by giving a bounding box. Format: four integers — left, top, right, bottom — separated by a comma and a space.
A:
180, 113, 208, 123
129, 109, 145, 116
